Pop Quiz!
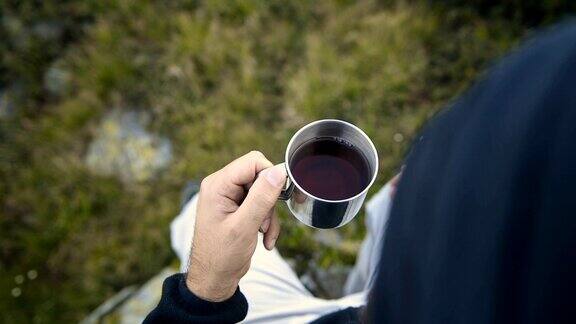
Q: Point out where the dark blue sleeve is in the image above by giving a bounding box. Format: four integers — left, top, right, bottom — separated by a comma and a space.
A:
144, 273, 248, 323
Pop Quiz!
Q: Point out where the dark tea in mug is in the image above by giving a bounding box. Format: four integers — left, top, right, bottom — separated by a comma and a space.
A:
289, 137, 371, 200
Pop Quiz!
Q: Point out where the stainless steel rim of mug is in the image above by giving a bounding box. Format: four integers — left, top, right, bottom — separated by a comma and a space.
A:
282, 119, 379, 203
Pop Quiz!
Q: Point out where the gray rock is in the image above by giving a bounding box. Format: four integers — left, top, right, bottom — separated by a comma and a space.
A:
86, 110, 172, 184
44, 62, 71, 96
310, 265, 352, 299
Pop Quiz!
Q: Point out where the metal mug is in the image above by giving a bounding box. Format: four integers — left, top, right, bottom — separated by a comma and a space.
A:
278, 119, 378, 229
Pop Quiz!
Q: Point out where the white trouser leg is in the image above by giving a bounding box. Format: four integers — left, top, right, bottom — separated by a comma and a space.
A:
170, 183, 393, 323
170, 194, 199, 273
344, 183, 394, 294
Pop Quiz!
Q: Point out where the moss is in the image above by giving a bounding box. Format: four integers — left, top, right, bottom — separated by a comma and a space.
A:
0, 0, 548, 321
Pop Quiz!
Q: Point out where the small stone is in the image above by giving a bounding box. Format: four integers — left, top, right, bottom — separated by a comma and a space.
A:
393, 132, 404, 143
44, 62, 72, 96
11, 287, 22, 297
14, 275, 24, 285
312, 265, 352, 299
27, 270, 38, 280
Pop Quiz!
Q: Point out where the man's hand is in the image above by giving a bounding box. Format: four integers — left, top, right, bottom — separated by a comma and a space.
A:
186, 151, 286, 302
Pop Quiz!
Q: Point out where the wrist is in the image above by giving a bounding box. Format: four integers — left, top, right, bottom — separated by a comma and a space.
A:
185, 272, 238, 302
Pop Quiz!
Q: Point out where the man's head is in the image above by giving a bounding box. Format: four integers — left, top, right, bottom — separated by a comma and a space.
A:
369, 22, 576, 323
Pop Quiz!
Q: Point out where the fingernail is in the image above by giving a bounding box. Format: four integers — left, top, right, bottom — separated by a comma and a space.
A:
261, 218, 271, 233
270, 237, 277, 250
265, 165, 286, 188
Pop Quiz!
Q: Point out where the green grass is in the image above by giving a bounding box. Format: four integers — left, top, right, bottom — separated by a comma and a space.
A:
1, 0, 565, 322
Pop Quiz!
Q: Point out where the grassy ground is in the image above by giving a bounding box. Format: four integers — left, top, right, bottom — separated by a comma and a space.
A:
1, 0, 568, 322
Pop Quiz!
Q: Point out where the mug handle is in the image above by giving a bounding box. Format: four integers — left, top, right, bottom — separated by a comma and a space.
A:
278, 162, 294, 201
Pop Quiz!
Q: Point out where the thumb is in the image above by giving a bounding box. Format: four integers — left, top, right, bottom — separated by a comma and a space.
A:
236, 164, 286, 229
